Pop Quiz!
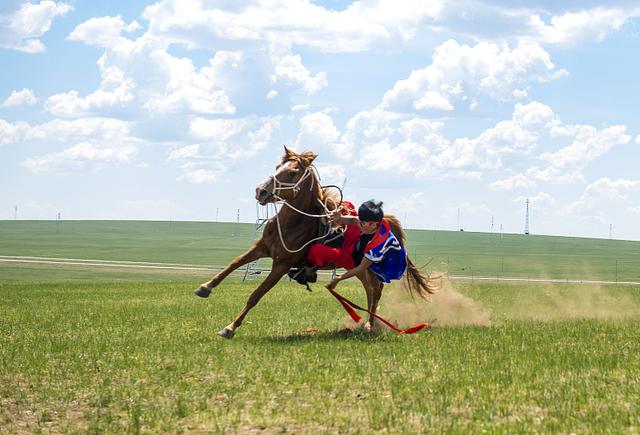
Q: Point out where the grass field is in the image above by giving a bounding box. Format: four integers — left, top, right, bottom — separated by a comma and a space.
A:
2, 221, 640, 433
2, 220, 640, 281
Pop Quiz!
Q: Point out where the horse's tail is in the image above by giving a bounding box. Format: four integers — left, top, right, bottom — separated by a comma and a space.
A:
385, 214, 442, 300
405, 256, 441, 299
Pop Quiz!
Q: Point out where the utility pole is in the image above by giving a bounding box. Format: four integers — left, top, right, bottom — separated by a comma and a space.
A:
609, 224, 613, 239
491, 215, 494, 234
216, 208, 219, 222
524, 198, 530, 235
234, 209, 240, 236
14, 205, 17, 220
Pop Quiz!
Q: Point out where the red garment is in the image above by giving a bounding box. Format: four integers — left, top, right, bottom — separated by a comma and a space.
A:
307, 224, 360, 270
340, 201, 358, 216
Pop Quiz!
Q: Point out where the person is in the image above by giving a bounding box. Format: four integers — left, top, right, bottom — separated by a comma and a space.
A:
304, 200, 408, 290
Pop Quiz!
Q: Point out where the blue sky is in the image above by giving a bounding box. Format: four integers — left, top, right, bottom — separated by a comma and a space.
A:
1, 0, 640, 240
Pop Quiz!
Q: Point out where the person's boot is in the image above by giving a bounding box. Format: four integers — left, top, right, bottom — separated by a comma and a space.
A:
303, 265, 318, 283
287, 265, 317, 285
287, 267, 307, 285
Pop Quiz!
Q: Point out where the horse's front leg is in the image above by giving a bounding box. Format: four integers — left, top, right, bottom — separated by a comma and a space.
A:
194, 242, 267, 297
217, 262, 290, 339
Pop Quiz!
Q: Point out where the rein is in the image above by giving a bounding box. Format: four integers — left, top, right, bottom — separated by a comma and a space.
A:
326, 287, 431, 334
266, 165, 343, 254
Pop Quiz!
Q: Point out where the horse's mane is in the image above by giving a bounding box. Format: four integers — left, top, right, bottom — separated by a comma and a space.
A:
320, 185, 341, 212
281, 149, 317, 167
282, 148, 341, 212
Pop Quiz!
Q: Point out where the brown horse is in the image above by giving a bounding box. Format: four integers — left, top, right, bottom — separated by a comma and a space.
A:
194, 146, 438, 338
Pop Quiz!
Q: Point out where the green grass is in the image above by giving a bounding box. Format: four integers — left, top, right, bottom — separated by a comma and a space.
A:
2, 279, 640, 433
2, 220, 640, 432
2, 220, 640, 281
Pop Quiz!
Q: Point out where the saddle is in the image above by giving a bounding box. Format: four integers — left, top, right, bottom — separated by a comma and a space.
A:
287, 214, 343, 288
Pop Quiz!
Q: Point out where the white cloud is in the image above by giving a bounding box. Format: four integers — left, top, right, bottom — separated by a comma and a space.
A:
6, 116, 141, 173
516, 192, 555, 208
292, 104, 310, 112
270, 47, 327, 95
143, 50, 237, 115
540, 125, 630, 169
1, 117, 132, 145
432, 102, 556, 171
385, 192, 427, 215
67, 15, 140, 48
532, 8, 631, 45
45, 63, 135, 117
0, 1, 72, 53
336, 100, 630, 187
189, 118, 248, 143
584, 177, 640, 201
339, 109, 401, 160
294, 112, 340, 156
163, 116, 279, 182
433, 3, 640, 46
167, 144, 200, 161
2, 88, 37, 108
266, 90, 278, 99
564, 177, 640, 217
55, 20, 241, 117
177, 168, 219, 184
22, 142, 137, 173
491, 173, 536, 190
0, 119, 32, 145
188, 116, 280, 159
381, 39, 567, 112
314, 163, 346, 187
34, 117, 131, 141
141, 0, 443, 53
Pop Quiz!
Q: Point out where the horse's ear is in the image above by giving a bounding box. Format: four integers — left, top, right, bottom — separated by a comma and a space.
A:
298, 150, 318, 167
282, 145, 296, 161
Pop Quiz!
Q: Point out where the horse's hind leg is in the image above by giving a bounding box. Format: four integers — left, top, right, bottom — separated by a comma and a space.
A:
195, 243, 267, 297
366, 280, 384, 331
218, 263, 290, 338
357, 271, 383, 331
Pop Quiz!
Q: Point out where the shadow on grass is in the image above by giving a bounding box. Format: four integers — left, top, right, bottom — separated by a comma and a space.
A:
245, 329, 410, 345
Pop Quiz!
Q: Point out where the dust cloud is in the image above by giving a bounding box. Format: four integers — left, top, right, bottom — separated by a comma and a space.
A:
336, 273, 640, 332
375, 276, 491, 329
505, 283, 640, 321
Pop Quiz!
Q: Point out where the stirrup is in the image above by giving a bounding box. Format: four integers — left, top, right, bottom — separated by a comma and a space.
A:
287, 266, 317, 289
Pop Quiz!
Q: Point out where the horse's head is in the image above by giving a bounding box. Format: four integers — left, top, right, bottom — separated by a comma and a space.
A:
255, 146, 318, 205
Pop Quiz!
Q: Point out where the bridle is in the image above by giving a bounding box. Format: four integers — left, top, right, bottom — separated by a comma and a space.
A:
268, 161, 318, 199
263, 161, 343, 253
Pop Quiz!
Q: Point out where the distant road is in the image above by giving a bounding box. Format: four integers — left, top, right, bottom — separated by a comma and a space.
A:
2, 255, 639, 286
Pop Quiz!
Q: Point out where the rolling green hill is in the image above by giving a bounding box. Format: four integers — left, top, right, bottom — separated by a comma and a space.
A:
1, 220, 639, 281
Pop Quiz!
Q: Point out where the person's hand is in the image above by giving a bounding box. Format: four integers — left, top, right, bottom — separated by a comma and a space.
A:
326, 277, 339, 291
329, 209, 342, 225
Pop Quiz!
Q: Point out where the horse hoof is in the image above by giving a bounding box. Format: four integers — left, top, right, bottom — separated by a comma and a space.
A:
194, 286, 211, 298
217, 328, 235, 339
